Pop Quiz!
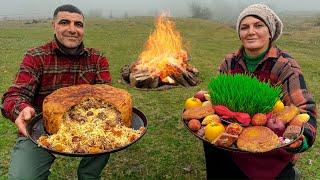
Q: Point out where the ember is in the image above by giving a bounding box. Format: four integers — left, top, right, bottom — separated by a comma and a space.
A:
121, 13, 199, 89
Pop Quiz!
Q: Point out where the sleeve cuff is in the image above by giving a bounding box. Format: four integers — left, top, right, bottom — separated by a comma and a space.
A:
12, 103, 32, 121
297, 137, 309, 153
286, 136, 309, 154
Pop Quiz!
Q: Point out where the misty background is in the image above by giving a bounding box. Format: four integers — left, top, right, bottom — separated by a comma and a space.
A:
0, 0, 320, 21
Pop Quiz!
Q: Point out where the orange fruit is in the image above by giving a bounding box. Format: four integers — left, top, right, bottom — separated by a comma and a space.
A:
204, 122, 225, 142
184, 97, 202, 109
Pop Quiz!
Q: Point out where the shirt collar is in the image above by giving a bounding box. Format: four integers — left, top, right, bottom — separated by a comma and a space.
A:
235, 45, 279, 61
51, 37, 88, 56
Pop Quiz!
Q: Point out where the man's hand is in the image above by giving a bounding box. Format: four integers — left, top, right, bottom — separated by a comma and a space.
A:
15, 107, 35, 136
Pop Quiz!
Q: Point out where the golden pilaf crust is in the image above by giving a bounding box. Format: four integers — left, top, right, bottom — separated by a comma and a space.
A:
237, 126, 280, 153
38, 97, 143, 153
43, 84, 132, 134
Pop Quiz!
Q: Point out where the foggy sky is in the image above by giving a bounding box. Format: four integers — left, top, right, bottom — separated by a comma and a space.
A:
0, 0, 320, 19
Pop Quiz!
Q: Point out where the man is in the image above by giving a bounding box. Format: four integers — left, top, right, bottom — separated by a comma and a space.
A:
1, 4, 111, 179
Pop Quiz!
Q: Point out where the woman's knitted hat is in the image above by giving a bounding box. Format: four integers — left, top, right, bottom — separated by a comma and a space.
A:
236, 3, 283, 42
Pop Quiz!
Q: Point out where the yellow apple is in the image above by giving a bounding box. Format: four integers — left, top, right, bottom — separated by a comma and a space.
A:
202, 114, 221, 125
184, 97, 202, 109
204, 122, 225, 142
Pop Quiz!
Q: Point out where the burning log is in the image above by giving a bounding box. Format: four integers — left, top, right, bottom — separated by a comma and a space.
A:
186, 66, 199, 74
182, 69, 199, 86
129, 71, 160, 88
171, 73, 190, 87
170, 69, 199, 87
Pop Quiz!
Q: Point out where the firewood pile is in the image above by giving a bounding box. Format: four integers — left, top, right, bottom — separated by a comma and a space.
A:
121, 13, 200, 90
121, 64, 199, 89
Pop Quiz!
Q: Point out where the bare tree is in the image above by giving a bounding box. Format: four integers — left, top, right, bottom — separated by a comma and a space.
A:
86, 9, 103, 18
124, 12, 128, 19
109, 11, 113, 19
189, 1, 212, 20
209, 0, 279, 23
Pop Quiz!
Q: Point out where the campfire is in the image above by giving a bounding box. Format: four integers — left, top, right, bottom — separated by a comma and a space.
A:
121, 13, 199, 89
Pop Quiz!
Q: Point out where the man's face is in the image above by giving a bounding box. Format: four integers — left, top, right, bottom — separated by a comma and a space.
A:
53, 11, 84, 48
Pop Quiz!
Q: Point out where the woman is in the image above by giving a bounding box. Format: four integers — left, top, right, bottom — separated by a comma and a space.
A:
204, 4, 317, 179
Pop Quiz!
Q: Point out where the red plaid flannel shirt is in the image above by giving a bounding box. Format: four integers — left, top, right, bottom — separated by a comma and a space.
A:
219, 45, 317, 148
1, 40, 111, 122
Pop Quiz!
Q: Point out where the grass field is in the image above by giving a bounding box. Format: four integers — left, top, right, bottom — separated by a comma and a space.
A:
0, 16, 319, 179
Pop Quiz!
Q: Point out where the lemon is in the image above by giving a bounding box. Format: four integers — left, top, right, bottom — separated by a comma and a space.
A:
272, 100, 284, 113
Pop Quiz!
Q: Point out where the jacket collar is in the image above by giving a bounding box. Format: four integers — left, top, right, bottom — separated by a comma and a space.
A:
235, 45, 279, 61
52, 36, 88, 56
233, 45, 279, 72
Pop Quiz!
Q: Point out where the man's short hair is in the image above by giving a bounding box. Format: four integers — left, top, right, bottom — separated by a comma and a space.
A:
53, 4, 84, 18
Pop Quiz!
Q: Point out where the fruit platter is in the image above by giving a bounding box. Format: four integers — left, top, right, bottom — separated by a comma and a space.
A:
182, 74, 309, 153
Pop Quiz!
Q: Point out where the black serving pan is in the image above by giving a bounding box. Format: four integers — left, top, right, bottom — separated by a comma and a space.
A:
27, 107, 147, 157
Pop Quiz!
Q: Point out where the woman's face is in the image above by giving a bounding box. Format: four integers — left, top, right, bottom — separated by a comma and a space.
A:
239, 16, 270, 55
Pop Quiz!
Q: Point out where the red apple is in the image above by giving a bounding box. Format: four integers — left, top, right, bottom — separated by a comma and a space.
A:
266, 112, 273, 119
188, 119, 201, 131
194, 90, 208, 102
266, 118, 286, 136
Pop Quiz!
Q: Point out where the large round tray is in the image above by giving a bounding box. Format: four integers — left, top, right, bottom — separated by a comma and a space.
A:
27, 107, 147, 157
182, 112, 303, 153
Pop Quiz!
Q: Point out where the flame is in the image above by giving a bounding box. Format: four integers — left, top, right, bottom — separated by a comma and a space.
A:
133, 13, 188, 81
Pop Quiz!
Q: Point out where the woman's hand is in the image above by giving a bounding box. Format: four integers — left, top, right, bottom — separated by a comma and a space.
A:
15, 107, 35, 136
285, 135, 304, 152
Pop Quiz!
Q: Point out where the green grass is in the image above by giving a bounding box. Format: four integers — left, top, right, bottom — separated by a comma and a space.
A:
0, 17, 319, 179
208, 74, 281, 115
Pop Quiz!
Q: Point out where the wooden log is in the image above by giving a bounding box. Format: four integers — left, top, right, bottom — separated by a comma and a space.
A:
129, 72, 159, 88
182, 70, 199, 86
129, 72, 149, 87
186, 66, 199, 75
171, 73, 190, 87
120, 65, 130, 82
149, 76, 160, 88
167, 64, 198, 86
